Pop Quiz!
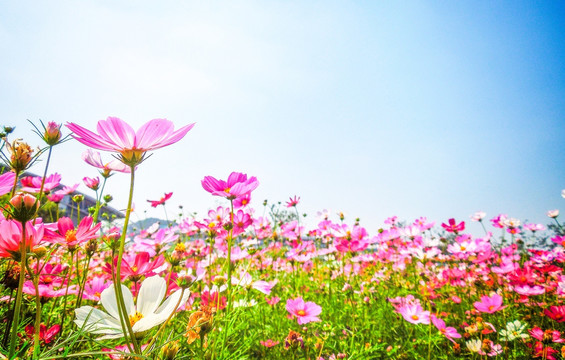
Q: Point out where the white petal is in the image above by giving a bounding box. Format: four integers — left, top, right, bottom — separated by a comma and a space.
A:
100, 284, 135, 319
132, 314, 166, 333
137, 276, 166, 316
155, 289, 190, 318
74, 306, 122, 335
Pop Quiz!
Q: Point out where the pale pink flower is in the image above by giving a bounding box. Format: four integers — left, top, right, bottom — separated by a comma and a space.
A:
397, 303, 430, 325
82, 149, 131, 174
547, 209, 560, 218
286, 297, 322, 325
470, 211, 486, 221
67, 117, 194, 166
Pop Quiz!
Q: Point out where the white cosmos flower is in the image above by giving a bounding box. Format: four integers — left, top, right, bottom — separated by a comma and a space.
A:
74, 275, 189, 339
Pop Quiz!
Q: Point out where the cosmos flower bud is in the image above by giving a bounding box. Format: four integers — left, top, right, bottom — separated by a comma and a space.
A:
72, 194, 84, 203
44, 122, 62, 146
103, 194, 113, 203
161, 341, 179, 360
9, 193, 40, 222
32, 246, 48, 259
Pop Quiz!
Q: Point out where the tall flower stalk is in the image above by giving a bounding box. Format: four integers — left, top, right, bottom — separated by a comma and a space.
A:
66, 117, 194, 355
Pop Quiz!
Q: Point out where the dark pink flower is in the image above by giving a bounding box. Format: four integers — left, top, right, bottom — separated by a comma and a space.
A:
147, 192, 173, 207
286, 195, 300, 208
441, 218, 465, 233
20, 173, 61, 193
43, 216, 101, 250
286, 297, 322, 325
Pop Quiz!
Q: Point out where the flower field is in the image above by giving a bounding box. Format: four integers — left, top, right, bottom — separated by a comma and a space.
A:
0, 119, 564, 360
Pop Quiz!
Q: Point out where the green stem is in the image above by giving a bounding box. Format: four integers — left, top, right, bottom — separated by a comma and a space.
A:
26, 263, 42, 359
113, 167, 140, 354
8, 223, 28, 359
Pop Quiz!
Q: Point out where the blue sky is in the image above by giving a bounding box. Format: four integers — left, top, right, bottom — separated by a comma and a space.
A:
1, 1, 564, 233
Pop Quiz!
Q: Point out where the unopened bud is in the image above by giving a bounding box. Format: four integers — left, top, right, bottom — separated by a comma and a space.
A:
72, 194, 84, 203
103, 194, 113, 203
9, 193, 40, 222
33, 246, 48, 259
44, 122, 62, 146
161, 341, 179, 360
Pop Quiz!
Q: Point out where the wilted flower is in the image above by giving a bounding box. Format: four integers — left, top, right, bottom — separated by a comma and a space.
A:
2, 138, 36, 173
185, 307, 214, 344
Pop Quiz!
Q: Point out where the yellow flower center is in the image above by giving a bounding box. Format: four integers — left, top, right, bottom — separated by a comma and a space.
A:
175, 243, 186, 252
224, 187, 231, 194
411, 315, 419, 321
65, 230, 77, 244
129, 311, 144, 326
297, 310, 306, 316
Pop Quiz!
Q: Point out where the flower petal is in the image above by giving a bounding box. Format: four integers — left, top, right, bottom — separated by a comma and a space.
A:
137, 275, 166, 316
100, 284, 134, 320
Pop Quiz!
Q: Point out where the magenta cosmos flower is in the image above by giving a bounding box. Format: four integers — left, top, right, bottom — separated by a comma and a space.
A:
147, 192, 173, 208
201, 172, 259, 200
66, 117, 195, 166
286, 297, 322, 325
43, 217, 101, 251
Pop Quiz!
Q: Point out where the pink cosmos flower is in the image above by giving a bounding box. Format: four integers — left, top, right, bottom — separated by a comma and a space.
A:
260, 339, 280, 347
201, 172, 259, 200
490, 214, 508, 228
82, 149, 131, 174
0, 171, 16, 196
0, 220, 44, 260
441, 218, 465, 233
473, 293, 506, 314
66, 117, 195, 166
147, 192, 172, 208
83, 176, 100, 190
109, 252, 165, 281
20, 173, 61, 193
286, 195, 300, 208
232, 210, 252, 235
286, 297, 322, 325
530, 326, 565, 343
233, 193, 251, 208
544, 306, 565, 322
23, 324, 60, 345
431, 314, 461, 343
397, 303, 430, 325
43, 217, 101, 251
